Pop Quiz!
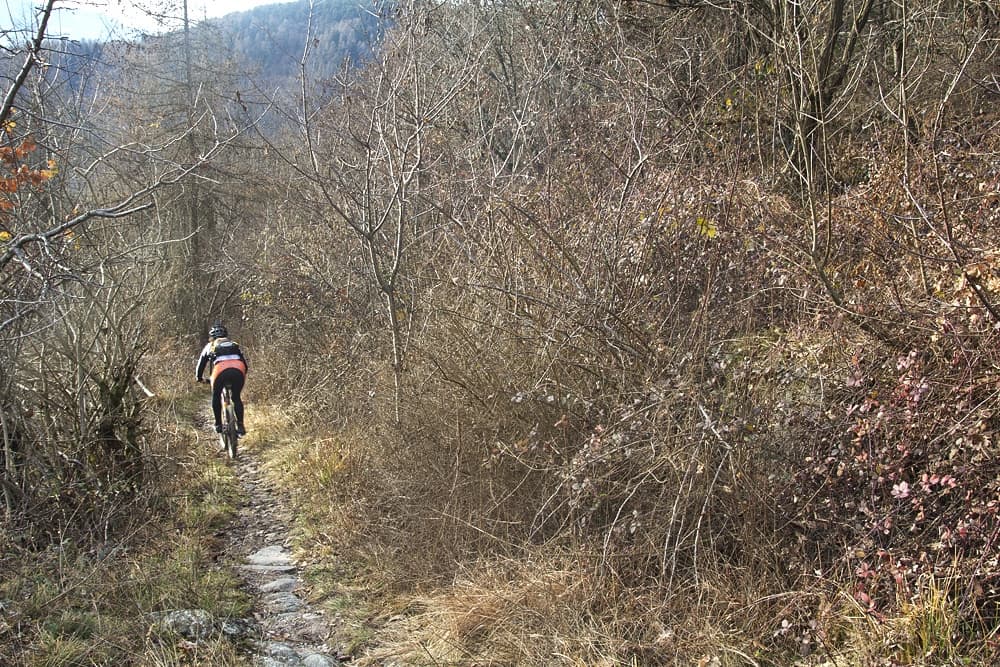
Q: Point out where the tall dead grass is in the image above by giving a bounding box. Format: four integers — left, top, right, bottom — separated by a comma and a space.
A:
0, 339, 250, 665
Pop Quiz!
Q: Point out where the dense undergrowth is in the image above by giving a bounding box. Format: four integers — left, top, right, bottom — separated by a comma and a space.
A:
229, 1, 1000, 664
0, 349, 250, 665
2, 0, 998, 665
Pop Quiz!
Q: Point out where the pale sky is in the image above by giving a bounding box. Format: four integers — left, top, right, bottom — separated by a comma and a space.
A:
3, 0, 285, 40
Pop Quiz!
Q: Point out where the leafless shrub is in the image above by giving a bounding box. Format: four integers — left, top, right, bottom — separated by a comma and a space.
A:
228, 0, 1000, 661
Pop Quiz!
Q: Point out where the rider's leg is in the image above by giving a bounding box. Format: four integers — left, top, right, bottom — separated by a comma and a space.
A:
232, 378, 246, 434
210, 378, 224, 430
217, 368, 246, 433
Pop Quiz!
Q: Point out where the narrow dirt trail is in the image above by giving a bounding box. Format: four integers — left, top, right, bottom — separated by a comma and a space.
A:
220, 437, 346, 667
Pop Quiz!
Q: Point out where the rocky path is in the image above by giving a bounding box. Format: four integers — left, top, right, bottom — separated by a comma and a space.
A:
225, 445, 345, 666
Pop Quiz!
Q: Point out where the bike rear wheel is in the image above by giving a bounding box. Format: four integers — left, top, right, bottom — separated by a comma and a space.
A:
220, 386, 238, 459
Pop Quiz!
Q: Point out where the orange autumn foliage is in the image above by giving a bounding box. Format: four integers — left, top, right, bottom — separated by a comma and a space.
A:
0, 127, 56, 222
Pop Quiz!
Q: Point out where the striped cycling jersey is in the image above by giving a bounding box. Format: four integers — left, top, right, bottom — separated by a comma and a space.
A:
195, 339, 248, 382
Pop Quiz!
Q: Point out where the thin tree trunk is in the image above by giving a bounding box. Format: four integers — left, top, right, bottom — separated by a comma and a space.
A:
1, 405, 16, 518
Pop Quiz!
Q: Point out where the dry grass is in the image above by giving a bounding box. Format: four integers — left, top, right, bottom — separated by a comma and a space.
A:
0, 467, 249, 666
804, 575, 993, 667
356, 554, 610, 666
0, 344, 251, 666
349, 549, 805, 666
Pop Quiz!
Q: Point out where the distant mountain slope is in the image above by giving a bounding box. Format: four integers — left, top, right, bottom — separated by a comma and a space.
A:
22, 1, 385, 104
199, 0, 386, 84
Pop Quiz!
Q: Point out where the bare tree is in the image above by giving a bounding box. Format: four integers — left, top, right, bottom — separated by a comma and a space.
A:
0, 0, 262, 521
270, 0, 482, 422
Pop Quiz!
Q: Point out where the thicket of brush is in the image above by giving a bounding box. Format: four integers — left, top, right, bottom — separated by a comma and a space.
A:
0, 12, 257, 658
3, 0, 997, 663
230, 1, 1000, 663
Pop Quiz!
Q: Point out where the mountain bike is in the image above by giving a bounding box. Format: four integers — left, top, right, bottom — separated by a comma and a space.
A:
219, 384, 238, 459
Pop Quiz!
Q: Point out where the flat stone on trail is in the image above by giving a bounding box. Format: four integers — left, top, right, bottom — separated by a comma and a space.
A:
265, 591, 305, 613
260, 577, 299, 593
302, 654, 341, 667
220, 617, 256, 638
263, 612, 329, 643
249, 545, 294, 566
242, 563, 297, 573
261, 641, 300, 663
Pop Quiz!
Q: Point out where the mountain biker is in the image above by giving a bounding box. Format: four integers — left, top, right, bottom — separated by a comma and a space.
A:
195, 323, 248, 436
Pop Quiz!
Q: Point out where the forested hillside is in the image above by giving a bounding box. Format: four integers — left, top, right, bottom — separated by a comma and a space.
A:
24, 1, 379, 101
200, 0, 382, 84
2, 0, 999, 664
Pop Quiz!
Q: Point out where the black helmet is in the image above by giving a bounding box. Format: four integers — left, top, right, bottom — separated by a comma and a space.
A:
209, 323, 228, 339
